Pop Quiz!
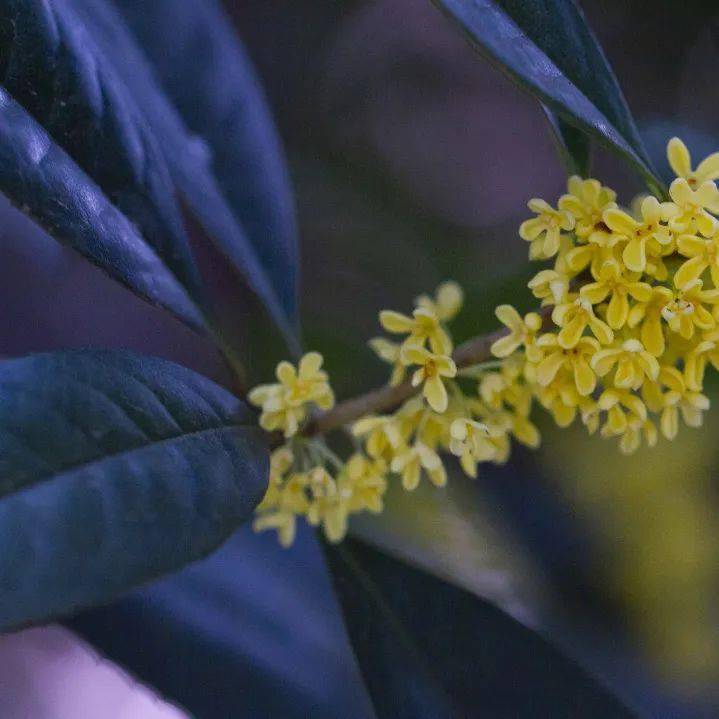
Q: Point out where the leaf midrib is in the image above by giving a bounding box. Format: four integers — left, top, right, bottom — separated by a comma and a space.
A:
2, 422, 253, 498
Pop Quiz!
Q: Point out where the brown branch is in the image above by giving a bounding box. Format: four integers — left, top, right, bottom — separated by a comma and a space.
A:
305, 305, 554, 438
305, 326, 509, 437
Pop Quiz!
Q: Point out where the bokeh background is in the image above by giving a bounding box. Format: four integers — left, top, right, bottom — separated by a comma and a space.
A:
1, 0, 719, 716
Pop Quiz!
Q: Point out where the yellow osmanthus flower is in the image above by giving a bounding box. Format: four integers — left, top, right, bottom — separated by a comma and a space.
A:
379, 306, 452, 355
603, 196, 674, 273
596, 388, 656, 454
684, 329, 719, 391
580, 260, 653, 330
415, 280, 464, 322
675, 231, 719, 288
551, 295, 613, 347
306, 467, 348, 543
249, 352, 334, 438
253, 448, 311, 548
340, 454, 388, 513
592, 338, 660, 390
653, 367, 710, 440
660, 278, 719, 339
626, 286, 672, 357
558, 176, 617, 241
251, 137, 719, 548
491, 305, 543, 359
667, 137, 719, 187
535, 333, 599, 396
519, 198, 575, 259
527, 269, 570, 305
449, 418, 508, 476
401, 346, 457, 413
352, 415, 403, 461
668, 178, 719, 237
391, 442, 446, 491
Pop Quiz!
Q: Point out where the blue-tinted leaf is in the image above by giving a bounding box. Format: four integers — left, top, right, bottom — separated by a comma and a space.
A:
431, 0, 663, 191
325, 539, 637, 719
70, 0, 300, 348
0, 350, 267, 630
0, 90, 204, 330
116, 0, 299, 322
68, 526, 376, 719
0, 0, 207, 314
543, 106, 591, 177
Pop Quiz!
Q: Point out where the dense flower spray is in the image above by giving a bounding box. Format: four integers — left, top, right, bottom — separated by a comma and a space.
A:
250, 137, 719, 546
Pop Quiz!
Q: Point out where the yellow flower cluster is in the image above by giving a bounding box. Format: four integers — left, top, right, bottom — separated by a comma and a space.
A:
250, 137, 719, 547
509, 136, 719, 453
251, 282, 538, 546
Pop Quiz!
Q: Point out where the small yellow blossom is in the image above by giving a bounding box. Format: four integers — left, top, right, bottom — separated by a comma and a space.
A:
591, 339, 659, 390
368, 337, 406, 386
675, 231, 719, 288
379, 306, 452, 355
491, 305, 543, 359
306, 467, 349, 543
352, 415, 404, 460
449, 418, 509, 476
551, 295, 613, 347
254, 461, 311, 548
619, 416, 658, 455
391, 442, 446, 490
627, 286, 673, 357
536, 334, 599, 396
564, 239, 617, 278
603, 196, 674, 273
415, 281, 464, 322
257, 446, 294, 511
668, 178, 719, 237
597, 388, 654, 453
519, 198, 575, 259
661, 278, 719, 339
667, 137, 719, 187
527, 269, 570, 305
401, 346, 457, 413
535, 381, 582, 427
558, 176, 617, 241
654, 366, 710, 440
248, 352, 334, 438
684, 329, 719, 391
580, 260, 653, 330
340, 454, 388, 513
253, 511, 299, 548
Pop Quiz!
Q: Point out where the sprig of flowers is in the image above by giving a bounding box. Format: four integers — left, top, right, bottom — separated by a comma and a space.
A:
250, 137, 719, 547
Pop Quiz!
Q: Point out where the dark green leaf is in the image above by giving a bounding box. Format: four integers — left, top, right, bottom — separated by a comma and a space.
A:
0, 350, 267, 631
431, 0, 663, 192
70, 0, 300, 349
325, 538, 637, 719
543, 106, 591, 177
0, 90, 204, 330
0, 0, 206, 325
67, 526, 376, 719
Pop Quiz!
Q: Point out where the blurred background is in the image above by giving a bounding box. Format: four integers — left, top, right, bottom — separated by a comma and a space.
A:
1, 0, 719, 716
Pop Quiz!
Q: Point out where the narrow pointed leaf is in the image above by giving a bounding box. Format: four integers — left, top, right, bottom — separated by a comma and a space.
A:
0, 350, 267, 631
0, 90, 204, 330
0, 0, 206, 321
325, 539, 637, 718
70, 0, 300, 347
543, 106, 591, 177
431, 0, 663, 191
115, 0, 300, 323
